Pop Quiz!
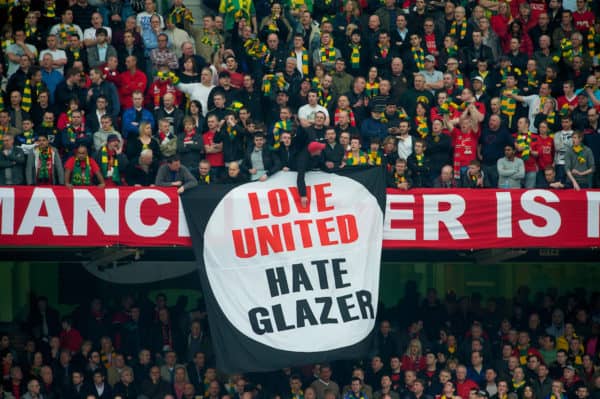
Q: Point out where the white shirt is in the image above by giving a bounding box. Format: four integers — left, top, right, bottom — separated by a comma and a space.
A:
83, 26, 113, 43
136, 12, 165, 32
39, 49, 68, 74
298, 104, 329, 123
521, 94, 549, 133
49, 23, 84, 44
6, 43, 38, 77
293, 49, 305, 77
397, 135, 413, 160
176, 83, 215, 116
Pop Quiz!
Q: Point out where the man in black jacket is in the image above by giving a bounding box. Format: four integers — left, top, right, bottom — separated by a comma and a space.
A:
296, 141, 326, 207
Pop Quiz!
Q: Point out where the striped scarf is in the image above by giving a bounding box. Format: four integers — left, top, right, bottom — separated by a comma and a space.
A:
345, 150, 368, 165
320, 46, 336, 63
450, 20, 467, 40
412, 47, 424, 70
560, 38, 574, 63
25, 25, 38, 38
292, 48, 309, 76
45, 2, 56, 18
573, 145, 586, 164
319, 90, 333, 107
170, 6, 194, 25
243, 38, 268, 59
368, 149, 382, 166
272, 119, 291, 149
365, 81, 379, 98
57, 24, 77, 42
71, 157, 92, 186
350, 44, 361, 69
100, 145, 120, 184
500, 88, 518, 124
454, 70, 464, 91
446, 44, 458, 58
415, 153, 425, 167
22, 80, 33, 112
37, 146, 54, 182
22, 129, 35, 144
526, 70, 538, 88
499, 66, 521, 85
393, 172, 407, 184
588, 27, 597, 57
415, 116, 429, 138
516, 131, 532, 160
262, 74, 287, 96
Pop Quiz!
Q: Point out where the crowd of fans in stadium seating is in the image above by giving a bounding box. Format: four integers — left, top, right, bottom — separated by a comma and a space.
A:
1, 287, 600, 399
0, 0, 599, 191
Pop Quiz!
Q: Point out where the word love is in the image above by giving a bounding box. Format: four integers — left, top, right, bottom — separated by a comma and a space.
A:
232, 183, 359, 259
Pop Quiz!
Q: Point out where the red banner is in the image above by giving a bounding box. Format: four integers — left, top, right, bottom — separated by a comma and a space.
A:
0, 187, 599, 249
384, 189, 600, 249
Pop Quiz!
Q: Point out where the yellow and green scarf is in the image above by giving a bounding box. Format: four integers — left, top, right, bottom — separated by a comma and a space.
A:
365, 81, 379, 98
320, 46, 336, 63
22, 80, 33, 112
45, 2, 56, 18
450, 20, 467, 40
500, 88, 519, 123
516, 132, 532, 160
368, 149, 382, 166
21, 129, 35, 144
71, 157, 92, 186
345, 150, 368, 165
573, 145, 586, 164
412, 47, 424, 70
415, 116, 429, 138
350, 44, 361, 69
100, 146, 120, 184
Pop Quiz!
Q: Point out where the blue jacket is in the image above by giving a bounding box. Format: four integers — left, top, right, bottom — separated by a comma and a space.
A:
360, 118, 388, 148
122, 107, 156, 138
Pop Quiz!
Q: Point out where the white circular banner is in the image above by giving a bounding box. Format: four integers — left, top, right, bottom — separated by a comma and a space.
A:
203, 171, 383, 352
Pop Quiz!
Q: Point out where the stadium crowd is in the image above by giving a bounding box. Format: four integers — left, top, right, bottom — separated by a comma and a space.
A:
1, 287, 600, 399
0, 0, 599, 192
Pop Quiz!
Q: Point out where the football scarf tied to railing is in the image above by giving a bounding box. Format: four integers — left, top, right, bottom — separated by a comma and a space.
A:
181, 168, 387, 373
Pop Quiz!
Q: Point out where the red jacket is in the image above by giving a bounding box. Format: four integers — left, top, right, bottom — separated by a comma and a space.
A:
456, 379, 479, 399
145, 79, 183, 109
59, 328, 83, 353
117, 69, 148, 109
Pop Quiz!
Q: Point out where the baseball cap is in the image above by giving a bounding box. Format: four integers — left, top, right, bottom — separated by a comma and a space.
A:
308, 141, 326, 153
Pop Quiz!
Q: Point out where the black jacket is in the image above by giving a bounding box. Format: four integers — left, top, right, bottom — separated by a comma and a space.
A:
214, 124, 246, 162
275, 145, 298, 170
295, 148, 325, 197
0, 146, 26, 185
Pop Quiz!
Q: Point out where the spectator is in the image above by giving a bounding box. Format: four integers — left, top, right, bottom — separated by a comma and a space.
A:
497, 144, 525, 188
242, 132, 281, 181
155, 155, 198, 194
564, 130, 595, 190
64, 144, 105, 187
0, 133, 26, 185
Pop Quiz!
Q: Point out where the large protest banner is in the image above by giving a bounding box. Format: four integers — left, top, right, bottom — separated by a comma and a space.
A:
181, 169, 386, 372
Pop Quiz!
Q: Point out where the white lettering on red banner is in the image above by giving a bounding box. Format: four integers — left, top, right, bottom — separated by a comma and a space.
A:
0, 187, 599, 249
